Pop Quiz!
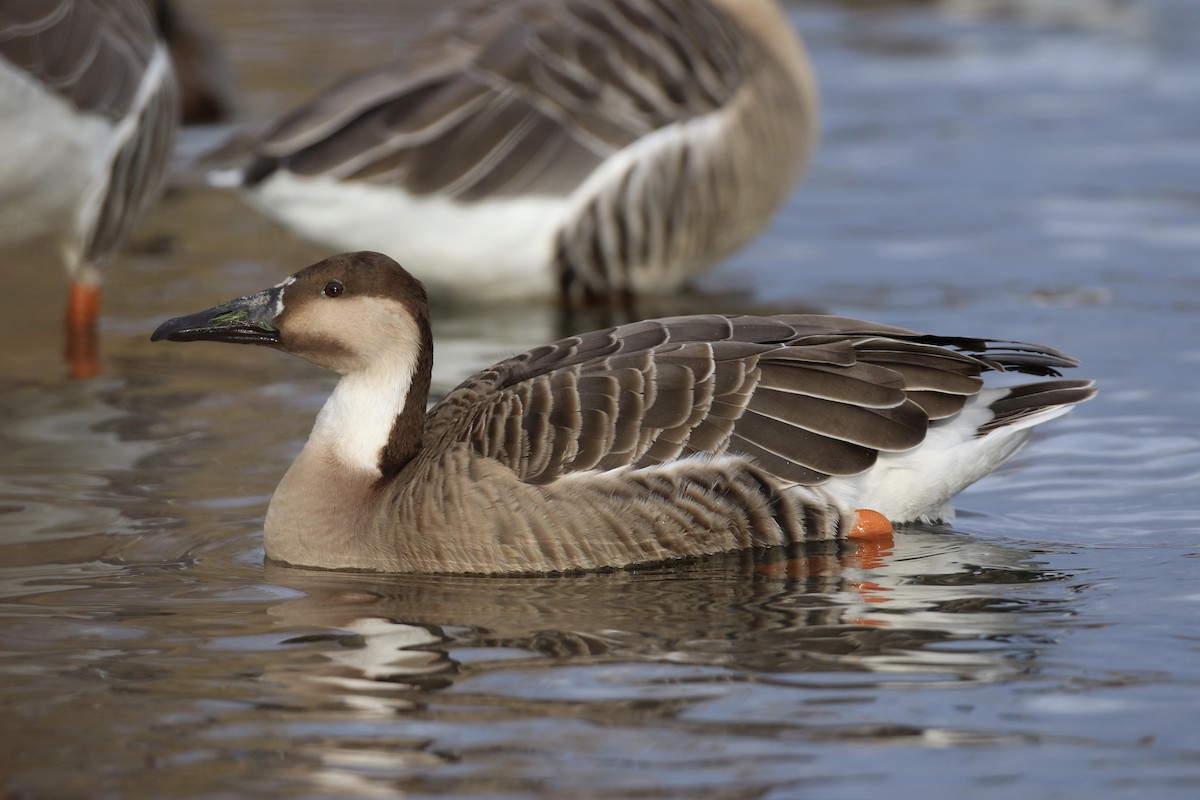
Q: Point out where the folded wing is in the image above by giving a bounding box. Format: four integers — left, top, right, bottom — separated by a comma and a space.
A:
426, 314, 1091, 488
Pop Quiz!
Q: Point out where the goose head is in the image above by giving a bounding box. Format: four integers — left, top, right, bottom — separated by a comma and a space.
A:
153, 251, 434, 478
152, 251, 429, 373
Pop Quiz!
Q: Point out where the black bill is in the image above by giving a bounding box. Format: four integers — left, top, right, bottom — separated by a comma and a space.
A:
151, 285, 284, 345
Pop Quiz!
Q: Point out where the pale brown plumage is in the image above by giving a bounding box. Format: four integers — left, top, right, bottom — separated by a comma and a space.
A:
153, 253, 1096, 575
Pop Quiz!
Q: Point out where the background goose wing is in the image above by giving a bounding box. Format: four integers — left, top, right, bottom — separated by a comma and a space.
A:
0, 0, 163, 121
425, 315, 1086, 486
245, 0, 754, 200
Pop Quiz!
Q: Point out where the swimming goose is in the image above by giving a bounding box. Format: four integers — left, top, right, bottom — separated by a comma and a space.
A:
219, 0, 818, 306
0, 0, 177, 377
152, 252, 1096, 575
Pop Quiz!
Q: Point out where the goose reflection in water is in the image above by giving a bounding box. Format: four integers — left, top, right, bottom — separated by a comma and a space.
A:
261, 527, 1067, 712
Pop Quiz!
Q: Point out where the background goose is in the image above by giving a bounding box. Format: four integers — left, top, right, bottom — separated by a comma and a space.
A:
156, 0, 236, 125
0, 0, 177, 377
152, 252, 1096, 575
217, 0, 818, 306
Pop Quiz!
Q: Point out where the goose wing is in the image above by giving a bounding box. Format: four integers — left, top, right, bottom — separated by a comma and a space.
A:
424, 314, 1085, 486
0, 0, 163, 120
244, 0, 754, 200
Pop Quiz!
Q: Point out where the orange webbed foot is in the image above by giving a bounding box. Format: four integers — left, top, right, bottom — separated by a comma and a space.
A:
850, 508, 894, 541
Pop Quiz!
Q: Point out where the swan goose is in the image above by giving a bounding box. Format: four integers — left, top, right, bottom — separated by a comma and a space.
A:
152, 252, 1096, 574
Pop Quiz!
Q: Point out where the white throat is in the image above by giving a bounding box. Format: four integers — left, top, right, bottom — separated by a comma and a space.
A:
309, 358, 416, 476
281, 289, 427, 476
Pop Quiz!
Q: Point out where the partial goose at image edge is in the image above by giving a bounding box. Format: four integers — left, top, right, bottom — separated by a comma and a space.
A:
152, 251, 1096, 575
0, 0, 180, 378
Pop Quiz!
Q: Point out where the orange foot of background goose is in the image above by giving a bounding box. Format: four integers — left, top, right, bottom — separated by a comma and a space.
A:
65, 280, 102, 379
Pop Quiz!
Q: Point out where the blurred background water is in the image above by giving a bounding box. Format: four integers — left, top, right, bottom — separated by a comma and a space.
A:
2, 0, 1199, 797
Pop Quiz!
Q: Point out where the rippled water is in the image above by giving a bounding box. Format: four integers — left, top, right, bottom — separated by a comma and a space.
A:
3, 1, 1199, 797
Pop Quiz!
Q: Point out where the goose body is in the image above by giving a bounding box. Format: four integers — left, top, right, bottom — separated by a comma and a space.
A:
221, 0, 818, 304
0, 0, 178, 376
153, 252, 1096, 575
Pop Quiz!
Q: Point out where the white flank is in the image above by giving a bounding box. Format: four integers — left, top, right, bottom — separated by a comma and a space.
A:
822, 388, 1073, 523
245, 172, 565, 299
0, 60, 111, 265
0, 42, 172, 280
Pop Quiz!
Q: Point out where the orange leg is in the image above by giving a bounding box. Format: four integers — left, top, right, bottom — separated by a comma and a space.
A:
845, 509, 896, 613
65, 280, 102, 379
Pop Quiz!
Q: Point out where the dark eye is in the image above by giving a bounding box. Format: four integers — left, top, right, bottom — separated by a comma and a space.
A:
323, 281, 344, 298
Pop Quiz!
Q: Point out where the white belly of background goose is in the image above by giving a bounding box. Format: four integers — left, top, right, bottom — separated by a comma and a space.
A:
222, 0, 818, 303
244, 172, 566, 298
152, 252, 1096, 575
